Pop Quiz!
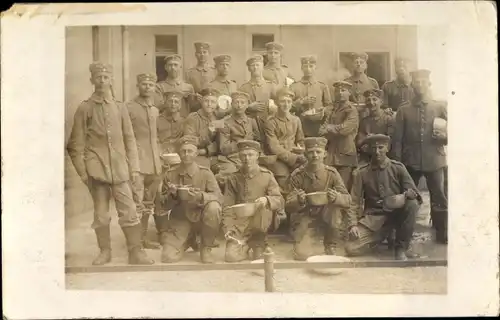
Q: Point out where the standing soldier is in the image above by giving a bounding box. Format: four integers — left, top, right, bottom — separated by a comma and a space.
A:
126, 73, 163, 250
209, 54, 238, 120
356, 88, 395, 165
381, 58, 415, 112
319, 81, 359, 190
392, 69, 448, 244
286, 137, 352, 260
217, 91, 260, 186
222, 140, 284, 262
156, 135, 222, 263
239, 54, 278, 142
263, 42, 292, 89
155, 54, 197, 117
66, 62, 153, 265
344, 52, 379, 120
290, 55, 333, 137
183, 87, 220, 169
346, 134, 421, 260
185, 42, 217, 94
157, 90, 185, 154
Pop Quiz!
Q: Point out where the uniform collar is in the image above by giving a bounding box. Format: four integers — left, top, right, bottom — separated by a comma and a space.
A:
300, 76, 317, 84
196, 64, 212, 72
134, 95, 154, 108
215, 75, 230, 83
241, 165, 260, 178
413, 95, 432, 107
305, 164, 326, 179
90, 92, 114, 104
395, 77, 411, 87
162, 111, 181, 122
179, 163, 199, 177
276, 112, 292, 121
371, 158, 391, 170
249, 77, 266, 86
165, 78, 182, 86
351, 73, 369, 83
197, 109, 214, 121
265, 63, 281, 70
233, 114, 248, 124
334, 101, 350, 111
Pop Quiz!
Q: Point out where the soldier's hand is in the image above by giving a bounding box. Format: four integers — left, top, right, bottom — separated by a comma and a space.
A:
255, 196, 269, 208
432, 130, 446, 140
296, 154, 308, 165
404, 189, 418, 200
348, 226, 360, 240
224, 230, 236, 240
297, 189, 307, 204
188, 188, 203, 202
327, 188, 338, 203
166, 182, 178, 195
326, 124, 337, 133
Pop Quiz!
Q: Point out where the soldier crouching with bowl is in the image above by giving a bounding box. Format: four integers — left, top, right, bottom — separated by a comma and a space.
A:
222, 140, 285, 262
156, 135, 223, 264
345, 134, 422, 261
285, 137, 352, 260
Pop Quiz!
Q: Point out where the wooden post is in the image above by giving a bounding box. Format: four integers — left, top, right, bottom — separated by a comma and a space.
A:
121, 26, 130, 102
263, 247, 275, 292
92, 26, 100, 62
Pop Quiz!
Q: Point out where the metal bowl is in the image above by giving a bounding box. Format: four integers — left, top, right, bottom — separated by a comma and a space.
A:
302, 108, 324, 121
258, 154, 278, 166
218, 95, 232, 110
306, 255, 351, 275
177, 187, 191, 201
305, 191, 329, 206
383, 194, 406, 210
161, 153, 181, 165
228, 203, 256, 218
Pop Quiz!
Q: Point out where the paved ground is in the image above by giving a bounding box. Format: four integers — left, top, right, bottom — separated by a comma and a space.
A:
64, 155, 447, 293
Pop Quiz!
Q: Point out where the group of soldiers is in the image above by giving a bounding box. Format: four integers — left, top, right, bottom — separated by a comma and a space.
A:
67, 41, 448, 266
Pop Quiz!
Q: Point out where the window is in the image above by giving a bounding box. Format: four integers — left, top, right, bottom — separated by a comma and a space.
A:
339, 52, 391, 87
252, 33, 274, 54
155, 35, 178, 81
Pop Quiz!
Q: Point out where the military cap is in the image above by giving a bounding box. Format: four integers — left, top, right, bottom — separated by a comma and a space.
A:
332, 81, 353, 89
136, 73, 157, 83
275, 87, 295, 99
300, 55, 317, 65
265, 42, 284, 52
194, 41, 211, 51
164, 54, 182, 63
363, 88, 383, 98
89, 62, 113, 75
199, 87, 221, 97
350, 52, 369, 61
362, 134, 391, 146
237, 140, 261, 152
178, 135, 199, 148
246, 55, 264, 66
410, 69, 431, 79
304, 137, 328, 150
164, 90, 184, 99
214, 54, 232, 65
231, 91, 250, 101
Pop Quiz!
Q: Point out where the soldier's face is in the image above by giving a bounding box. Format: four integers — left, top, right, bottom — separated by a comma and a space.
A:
179, 144, 198, 164
395, 66, 408, 80
371, 143, 389, 163
195, 49, 210, 63
216, 62, 230, 76
277, 96, 293, 113
267, 50, 281, 63
91, 73, 112, 92
335, 87, 350, 102
137, 80, 156, 97
165, 96, 181, 113
248, 62, 263, 76
232, 97, 248, 115
305, 148, 325, 164
367, 96, 382, 113
412, 78, 431, 95
165, 61, 181, 78
201, 96, 218, 114
353, 58, 367, 73
239, 149, 259, 168
301, 63, 316, 77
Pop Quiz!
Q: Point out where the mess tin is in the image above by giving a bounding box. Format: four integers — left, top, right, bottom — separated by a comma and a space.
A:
305, 191, 329, 206
177, 187, 192, 201
161, 153, 181, 166
383, 194, 406, 210
302, 107, 324, 121
227, 203, 256, 218
291, 146, 305, 154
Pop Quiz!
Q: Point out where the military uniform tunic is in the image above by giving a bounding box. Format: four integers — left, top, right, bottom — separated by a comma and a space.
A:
344, 74, 380, 119
381, 78, 414, 112
185, 65, 217, 94
356, 109, 395, 164
157, 112, 185, 154
263, 64, 291, 89
154, 79, 196, 117
209, 77, 238, 96
184, 110, 218, 168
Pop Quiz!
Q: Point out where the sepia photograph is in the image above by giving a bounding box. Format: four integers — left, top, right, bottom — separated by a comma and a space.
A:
64, 23, 449, 293
2, 2, 498, 318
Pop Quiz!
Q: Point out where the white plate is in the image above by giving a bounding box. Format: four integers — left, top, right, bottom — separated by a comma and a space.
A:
218, 95, 232, 110
285, 77, 294, 86
305, 255, 351, 276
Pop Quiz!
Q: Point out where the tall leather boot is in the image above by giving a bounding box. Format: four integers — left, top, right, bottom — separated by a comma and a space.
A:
92, 226, 112, 265
141, 213, 160, 249
122, 224, 154, 265
435, 210, 448, 244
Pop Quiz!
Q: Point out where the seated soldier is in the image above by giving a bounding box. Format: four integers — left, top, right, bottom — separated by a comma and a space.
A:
216, 91, 260, 189
345, 134, 422, 261
156, 135, 222, 264
286, 137, 352, 260
157, 90, 185, 154
222, 140, 284, 262
184, 87, 220, 169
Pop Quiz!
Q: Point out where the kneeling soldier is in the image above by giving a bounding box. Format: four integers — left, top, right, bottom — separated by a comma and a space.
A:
222, 140, 284, 262
286, 137, 352, 260
345, 134, 421, 260
157, 135, 222, 264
